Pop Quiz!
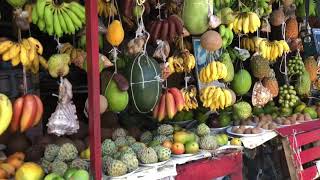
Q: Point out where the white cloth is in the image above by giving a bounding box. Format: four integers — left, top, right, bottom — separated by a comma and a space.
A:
240, 131, 278, 149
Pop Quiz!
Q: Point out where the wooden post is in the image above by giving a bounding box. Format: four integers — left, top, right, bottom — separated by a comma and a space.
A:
85, 0, 102, 179
282, 138, 297, 180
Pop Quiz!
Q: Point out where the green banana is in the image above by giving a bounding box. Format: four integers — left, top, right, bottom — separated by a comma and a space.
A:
53, 10, 62, 37
70, 1, 85, 15
64, 8, 82, 30
32, 4, 38, 24
226, 29, 233, 46
67, 3, 86, 22
36, 0, 46, 19
37, 18, 45, 31
219, 25, 226, 37
44, 5, 54, 35
61, 9, 75, 34
57, 9, 68, 35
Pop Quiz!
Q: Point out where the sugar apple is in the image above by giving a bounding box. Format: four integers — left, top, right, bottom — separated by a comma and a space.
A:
112, 128, 127, 140
114, 137, 128, 147
120, 153, 139, 172
125, 136, 136, 145
102, 156, 114, 173
137, 147, 158, 164
199, 135, 217, 150
155, 146, 171, 162
50, 160, 68, 176
130, 142, 146, 154
44, 144, 60, 161
196, 123, 210, 136
106, 159, 128, 177
153, 135, 169, 144
56, 143, 78, 161
70, 158, 90, 171
157, 124, 174, 135
102, 139, 117, 156
140, 131, 153, 143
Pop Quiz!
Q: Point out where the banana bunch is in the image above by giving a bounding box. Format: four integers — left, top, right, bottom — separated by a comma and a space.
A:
241, 37, 261, 52
32, 0, 85, 37
168, 51, 196, 73
181, 86, 198, 111
98, 0, 118, 18
59, 43, 86, 68
213, 0, 235, 10
0, 37, 47, 73
257, 0, 272, 17
200, 86, 233, 111
199, 61, 228, 83
232, 12, 261, 34
219, 25, 234, 48
259, 39, 290, 62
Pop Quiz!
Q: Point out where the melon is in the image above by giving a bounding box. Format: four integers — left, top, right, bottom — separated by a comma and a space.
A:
304, 56, 318, 82
105, 80, 129, 112
182, 0, 213, 35
231, 69, 252, 96
200, 30, 222, 51
129, 54, 161, 113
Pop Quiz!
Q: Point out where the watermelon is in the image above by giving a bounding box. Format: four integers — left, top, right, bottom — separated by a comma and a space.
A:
129, 54, 161, 113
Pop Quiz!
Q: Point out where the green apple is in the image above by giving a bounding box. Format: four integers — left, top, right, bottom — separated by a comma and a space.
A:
70, 170, 90, 180
185, 141, 199, 154
64, 168, 78, 179
44, 173, 61, 180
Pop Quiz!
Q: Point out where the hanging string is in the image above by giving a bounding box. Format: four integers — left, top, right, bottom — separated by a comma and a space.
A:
54, 37, 63, 53
155, 0, 165, 20
109, 47, 120, 74
184, 74, 191, 89
291, 130, 303, 180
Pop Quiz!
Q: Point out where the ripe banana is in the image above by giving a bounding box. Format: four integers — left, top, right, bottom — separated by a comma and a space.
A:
167, 50, 196, 74
233, 12, 260, 34
200, 86, 233, 111
0, 93, 13, 135
199, 61, 227, 83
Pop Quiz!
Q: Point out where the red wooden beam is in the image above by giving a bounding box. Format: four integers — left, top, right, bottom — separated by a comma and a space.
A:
85, 0, 102, 179
288, 128, 320, 148
276, 119, 320, 137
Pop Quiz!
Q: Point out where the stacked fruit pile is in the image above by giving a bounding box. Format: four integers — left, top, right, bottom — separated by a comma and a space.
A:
288, 54, 305, 76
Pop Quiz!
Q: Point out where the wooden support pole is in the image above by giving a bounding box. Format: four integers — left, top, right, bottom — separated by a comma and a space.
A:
85, 0, 102, 179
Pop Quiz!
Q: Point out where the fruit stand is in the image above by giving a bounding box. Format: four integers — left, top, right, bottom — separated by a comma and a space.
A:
1, 0, 320, 179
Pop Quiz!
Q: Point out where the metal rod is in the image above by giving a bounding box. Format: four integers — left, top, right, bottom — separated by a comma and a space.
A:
85, 0, 102, 179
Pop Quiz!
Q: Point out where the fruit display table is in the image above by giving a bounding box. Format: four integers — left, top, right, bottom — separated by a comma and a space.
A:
176, 152, 243, 180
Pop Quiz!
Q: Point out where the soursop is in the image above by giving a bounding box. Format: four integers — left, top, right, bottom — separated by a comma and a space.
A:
114, 137, 128, 147
120, 153, 139, 172
196, 123, 210, 136
70, 158, 90, 171
112, 128, 127, 140
295, 70, 311, 96
125, 136, 136, 145
250, 55, 271, 79
44, 144, 60, 161
157, 124, 174, 135
140, 131, 153, 143
137, 147, 158, 164
200, 135, 217, 150
106, 159, 128, 177
155, 146, 171, 162
102, 139, 117, 156
233, 101, 252, 120
130, 142, 146, 154
56, 143, 78, 161
50, 160, 68, 176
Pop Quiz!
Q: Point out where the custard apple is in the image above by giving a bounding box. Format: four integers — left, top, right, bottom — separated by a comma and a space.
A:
137, 147, 158, 164
157, 124, 174, 135
102, 139, 117, 156
56, 143, 78, 161
196, 123, 210, 136
112, 128, 127, 140
44, 144, 60, 161
140, 131, 153, 143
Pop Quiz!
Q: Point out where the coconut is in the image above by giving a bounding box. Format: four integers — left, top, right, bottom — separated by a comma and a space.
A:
270, 9, 285, 26
200, 30, 222, 51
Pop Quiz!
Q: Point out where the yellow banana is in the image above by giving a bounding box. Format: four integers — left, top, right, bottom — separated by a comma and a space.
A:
20, 45, 29, 65
0, 41, 13, 54
276, 41, 283, 57
21, 39, 31, 50
210, 61, 217, 80
0, 93, 13, 135
223, 89, 232, 107
242, 14, 250, 34
233, 15, 239, 33
27, 37, 43, 54
11, 55, 20, 66
216, 62, 223, 79
29, 44, 37, 63
237, 15, 243, 33
219, 90, 226, 109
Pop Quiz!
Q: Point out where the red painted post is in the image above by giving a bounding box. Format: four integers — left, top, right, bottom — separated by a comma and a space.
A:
85, 0, 102, 179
